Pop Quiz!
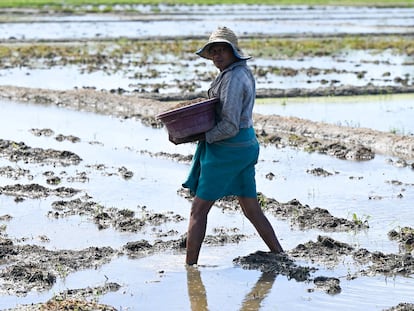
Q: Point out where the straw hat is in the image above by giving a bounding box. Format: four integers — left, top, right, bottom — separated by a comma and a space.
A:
196, 26, 251, 60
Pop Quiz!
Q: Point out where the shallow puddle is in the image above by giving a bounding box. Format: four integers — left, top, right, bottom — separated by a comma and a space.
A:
0, 96, 413, 310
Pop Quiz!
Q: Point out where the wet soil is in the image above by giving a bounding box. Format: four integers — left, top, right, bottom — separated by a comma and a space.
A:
234, 233, 414, 296
8, 283, 121, 311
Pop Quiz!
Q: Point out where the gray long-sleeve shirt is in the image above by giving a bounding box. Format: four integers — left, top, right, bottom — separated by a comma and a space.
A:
205, 60, 256, 144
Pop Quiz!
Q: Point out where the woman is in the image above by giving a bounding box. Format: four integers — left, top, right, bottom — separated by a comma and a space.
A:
182, 26, 283, 265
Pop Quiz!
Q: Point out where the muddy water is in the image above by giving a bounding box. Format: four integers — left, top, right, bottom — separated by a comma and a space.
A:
0, 94, 414, 310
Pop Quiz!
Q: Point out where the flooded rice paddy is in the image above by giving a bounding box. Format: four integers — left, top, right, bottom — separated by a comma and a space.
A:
1, 93, 414, 310
0, 4, 414, 311
1, 5, 414, 40
1, 5, 414, 97
1, 49, 413, 96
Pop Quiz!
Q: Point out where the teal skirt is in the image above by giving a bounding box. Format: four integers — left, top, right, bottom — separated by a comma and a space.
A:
182, 128, 259, 201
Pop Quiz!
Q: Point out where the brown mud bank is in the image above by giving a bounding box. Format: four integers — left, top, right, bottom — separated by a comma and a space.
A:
1, 85, 414, 162
153, 84, 414, 102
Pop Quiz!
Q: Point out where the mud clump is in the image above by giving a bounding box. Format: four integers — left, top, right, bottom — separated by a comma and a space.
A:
203, 232, 247, 245
233, 250, 342, 295
4, 283, 121, 311
5, 264, 56, 290
123, 233, 248, 259
29, 128, 81, 143
0, 237, 16, 258
0, 165, 31, 180
0, 139, 82, 166
388, 226, 414, 252
0, 183, 80, 200
290, 235, 354, 267
306, 167, 335, 177
26, 299, 118, 311
0, 241, 116, 296
232, 231, 414, 303
233, 251, 314, 282
49, 199, 185, 233
234, 234, 414, 300
356, 250, 414, 276
383, 303, 414, 311
289, 235, 414, 278
311, 276, 341, 295
123, 237, 186, 259
259, 196, 368, 231
259, 131, 376, 161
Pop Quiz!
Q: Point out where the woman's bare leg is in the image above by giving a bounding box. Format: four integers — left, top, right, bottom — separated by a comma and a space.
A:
238, 197, 283, 253
186, 196, 215, 265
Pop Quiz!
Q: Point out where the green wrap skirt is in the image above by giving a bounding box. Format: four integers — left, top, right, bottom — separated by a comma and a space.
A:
182, 128, 259, 201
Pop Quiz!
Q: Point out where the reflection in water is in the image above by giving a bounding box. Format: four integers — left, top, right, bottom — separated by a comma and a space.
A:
240, 272, 277, 311
186, 266, 209, 311
186, 266, 276, 311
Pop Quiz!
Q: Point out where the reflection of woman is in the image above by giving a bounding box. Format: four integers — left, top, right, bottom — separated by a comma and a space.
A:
240, 272, 277, 311
186, 266, 208, 311
182, 26, 283, 265
186, 266, 276, 311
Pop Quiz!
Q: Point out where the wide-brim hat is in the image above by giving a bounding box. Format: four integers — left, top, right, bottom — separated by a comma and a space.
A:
196, 26, 251, 61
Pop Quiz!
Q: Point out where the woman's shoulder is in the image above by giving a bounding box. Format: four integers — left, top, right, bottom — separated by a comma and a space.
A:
218, 61, 253, 87
229, 61, 254, 80
224, 61, 250, 76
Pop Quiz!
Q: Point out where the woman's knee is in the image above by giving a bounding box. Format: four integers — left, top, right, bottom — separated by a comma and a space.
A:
238, 197, 263, 220
190, 197, 214, 219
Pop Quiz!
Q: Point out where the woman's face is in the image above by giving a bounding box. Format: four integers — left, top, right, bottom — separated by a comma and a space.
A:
208, 43, 238, 71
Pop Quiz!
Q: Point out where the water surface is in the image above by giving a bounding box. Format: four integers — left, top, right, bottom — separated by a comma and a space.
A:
1, 5, 413, 40
0, 97, 413, 310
